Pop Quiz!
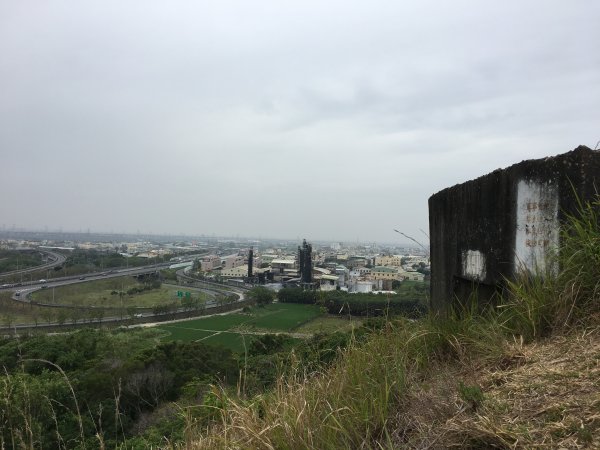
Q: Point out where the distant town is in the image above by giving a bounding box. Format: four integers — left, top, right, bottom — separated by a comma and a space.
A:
0, 229, 429, 294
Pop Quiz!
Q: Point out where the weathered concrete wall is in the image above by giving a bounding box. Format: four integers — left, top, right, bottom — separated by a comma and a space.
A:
429, 145, 600, 313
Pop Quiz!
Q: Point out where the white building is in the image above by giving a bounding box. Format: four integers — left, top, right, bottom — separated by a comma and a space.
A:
271, 259, 296, 275
319, 274, 340, 291
353, 280, 373, 293
200, 255, 221, 271
221, 265, 249, 278
221, 254, 245, 269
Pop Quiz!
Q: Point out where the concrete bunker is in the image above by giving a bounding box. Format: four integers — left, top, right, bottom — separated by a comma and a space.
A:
428, 145, 600, 313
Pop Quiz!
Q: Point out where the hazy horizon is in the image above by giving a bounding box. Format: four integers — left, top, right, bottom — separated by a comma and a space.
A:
0, 226, 425, 248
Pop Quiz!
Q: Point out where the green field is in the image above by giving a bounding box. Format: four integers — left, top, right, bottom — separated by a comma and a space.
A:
30, 276, 208, 308
157, 303, 322, 352
295, 315, 363, 334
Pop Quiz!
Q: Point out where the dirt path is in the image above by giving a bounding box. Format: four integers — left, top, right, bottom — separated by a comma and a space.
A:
133, 308, 245, 328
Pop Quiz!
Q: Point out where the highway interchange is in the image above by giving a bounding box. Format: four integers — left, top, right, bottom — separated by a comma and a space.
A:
0, 249, 248, 331
0, 248, 66, 280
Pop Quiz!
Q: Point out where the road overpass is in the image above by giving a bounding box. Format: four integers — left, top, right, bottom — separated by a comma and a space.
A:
0, 248, 66, 279
0, 261, 174, 291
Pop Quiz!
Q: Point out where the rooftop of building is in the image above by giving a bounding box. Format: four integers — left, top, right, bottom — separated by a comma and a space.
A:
271, 259, 296, 265
372, 266, 398, 273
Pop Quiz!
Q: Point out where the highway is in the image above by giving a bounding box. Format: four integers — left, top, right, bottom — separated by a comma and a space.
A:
1, 264, 248, 332
0, 261, 173, 292
0, 249, 67, 279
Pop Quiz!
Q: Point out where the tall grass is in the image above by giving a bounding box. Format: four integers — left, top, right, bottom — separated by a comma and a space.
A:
187, 195, 600, 449
188, 321, 423, 449
186, 312, 514, 450
2, 197, 598, 448
503, 194, 600, 340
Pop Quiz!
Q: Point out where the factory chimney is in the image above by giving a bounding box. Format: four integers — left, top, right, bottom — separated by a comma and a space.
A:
248, 248, 253, 278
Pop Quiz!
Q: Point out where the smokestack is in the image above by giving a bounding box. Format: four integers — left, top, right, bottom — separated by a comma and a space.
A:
303, 243, 312, 283
298, 245, 304, 278
248, 248, 253, 278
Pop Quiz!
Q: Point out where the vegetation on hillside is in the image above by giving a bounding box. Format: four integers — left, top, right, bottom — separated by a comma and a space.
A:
1, 197, 598, 448
278, 283, 427, 317
0, 305, 369, 448
185, 196, 600, 449
0, 250, 44, 273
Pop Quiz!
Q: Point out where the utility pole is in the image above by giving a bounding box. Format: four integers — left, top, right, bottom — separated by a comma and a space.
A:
120, 281, 124, 320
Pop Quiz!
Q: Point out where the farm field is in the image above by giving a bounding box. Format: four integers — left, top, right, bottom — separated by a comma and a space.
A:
295, 315, 363, 334
157, 303, 322, 352
29, 276, 208, 308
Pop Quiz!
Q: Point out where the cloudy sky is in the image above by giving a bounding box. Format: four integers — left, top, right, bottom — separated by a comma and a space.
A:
1, 1, 599, 243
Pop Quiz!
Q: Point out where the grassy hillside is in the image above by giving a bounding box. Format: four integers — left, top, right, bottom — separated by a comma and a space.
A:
1, 198, 598, 448
184, 198, 600, 449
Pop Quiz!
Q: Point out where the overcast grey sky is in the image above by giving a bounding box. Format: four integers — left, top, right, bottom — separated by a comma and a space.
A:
1, 1, 599, 243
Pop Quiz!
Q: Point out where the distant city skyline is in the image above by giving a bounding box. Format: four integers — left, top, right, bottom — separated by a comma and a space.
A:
2, 1, 598, 242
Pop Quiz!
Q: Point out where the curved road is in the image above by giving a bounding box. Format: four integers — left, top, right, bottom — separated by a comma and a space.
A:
0, 262, 173, 291
0, 248, 66, 279
1, 265, 248, 332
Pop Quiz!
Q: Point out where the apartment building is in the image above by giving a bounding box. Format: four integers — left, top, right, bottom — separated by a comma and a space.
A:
200, 255, 221, 271
370, 266, 404, 281
374, 255, 402, 267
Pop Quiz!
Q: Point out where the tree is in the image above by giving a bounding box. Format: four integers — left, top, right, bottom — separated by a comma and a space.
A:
56, 309, 67, 326
194, 298, 206, 315
124, 363, 175, 411
95, 308, 105, 324
127, 307, 137, 324
181, 296, 195, 315
247, 287, 275, 306
69, 308, 82, 325
2, 313, 15, 333
40, 309, 53, 325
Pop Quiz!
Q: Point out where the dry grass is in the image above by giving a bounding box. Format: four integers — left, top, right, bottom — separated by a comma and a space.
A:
182, 314, 600, 450
6, 199, 597, 448
390, 326, 600, 449
183, 322, 422, 450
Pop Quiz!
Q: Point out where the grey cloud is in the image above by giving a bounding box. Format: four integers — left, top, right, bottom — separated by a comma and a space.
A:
1, 0, 599, 242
